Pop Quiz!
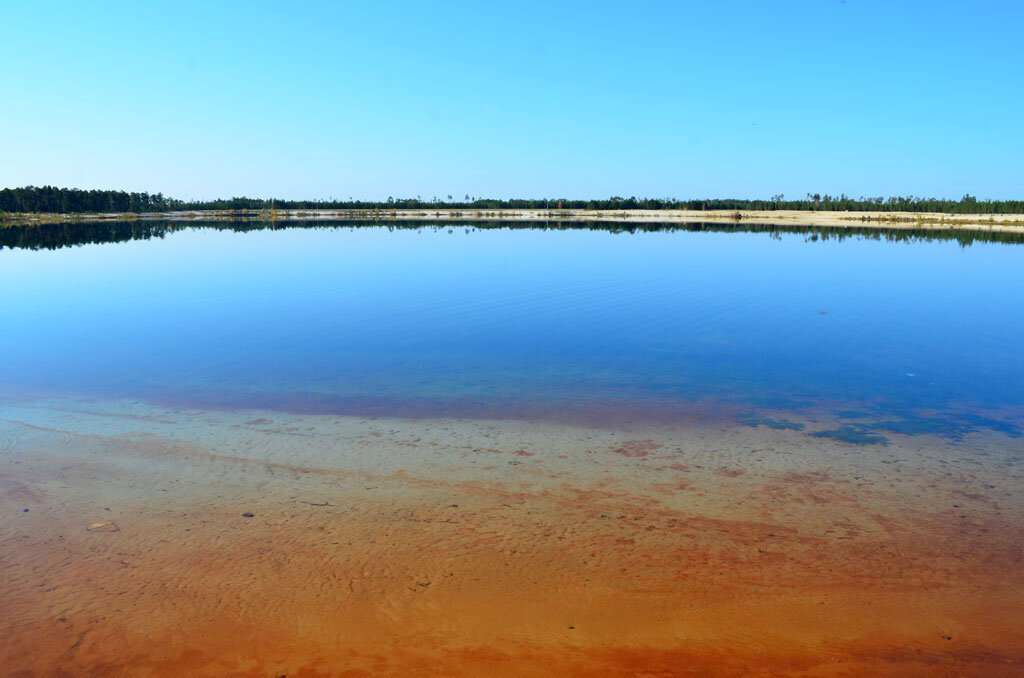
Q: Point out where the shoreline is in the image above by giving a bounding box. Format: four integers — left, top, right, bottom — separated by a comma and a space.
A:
3, 207, 1024, 234
2, 396, 1023, 676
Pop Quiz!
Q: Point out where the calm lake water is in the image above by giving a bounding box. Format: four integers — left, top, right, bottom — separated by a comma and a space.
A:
2, 221, 1023, 435
3, 220, 1024, 676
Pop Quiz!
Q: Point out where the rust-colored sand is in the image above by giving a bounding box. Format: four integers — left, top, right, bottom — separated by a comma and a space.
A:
1, 402, 1022, 676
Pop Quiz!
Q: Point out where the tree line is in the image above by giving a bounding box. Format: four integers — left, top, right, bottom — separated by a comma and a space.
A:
2, 186, 1022, 215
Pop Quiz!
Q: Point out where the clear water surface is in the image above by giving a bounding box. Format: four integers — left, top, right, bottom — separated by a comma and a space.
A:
2, 221, 1022, 438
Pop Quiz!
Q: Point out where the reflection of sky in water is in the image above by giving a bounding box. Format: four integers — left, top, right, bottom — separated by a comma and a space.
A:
2, 225, 1023, 426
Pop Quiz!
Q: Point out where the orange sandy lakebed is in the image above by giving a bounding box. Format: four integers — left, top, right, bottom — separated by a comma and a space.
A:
1, 399, 1023, 677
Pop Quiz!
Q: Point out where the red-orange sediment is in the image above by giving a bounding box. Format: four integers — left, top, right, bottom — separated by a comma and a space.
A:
1, 410, 1023, 677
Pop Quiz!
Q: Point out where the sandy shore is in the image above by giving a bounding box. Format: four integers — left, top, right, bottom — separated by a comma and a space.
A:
2, 397, 1022, 676
4, 208, 1024, 235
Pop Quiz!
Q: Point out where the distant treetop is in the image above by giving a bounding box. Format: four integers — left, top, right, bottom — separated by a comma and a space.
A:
1, 186, 1021, 215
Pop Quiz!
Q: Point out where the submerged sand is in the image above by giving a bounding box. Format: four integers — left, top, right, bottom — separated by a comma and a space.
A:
1, 398, 1022, 676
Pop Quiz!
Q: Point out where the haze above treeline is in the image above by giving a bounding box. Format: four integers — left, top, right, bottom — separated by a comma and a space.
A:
2, 186, 1022, 215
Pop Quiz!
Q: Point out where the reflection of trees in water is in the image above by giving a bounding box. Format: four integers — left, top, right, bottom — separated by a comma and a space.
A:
3, 219, 1023, 251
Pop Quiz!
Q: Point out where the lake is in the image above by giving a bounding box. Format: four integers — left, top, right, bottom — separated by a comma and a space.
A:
2, 220, 1023, 676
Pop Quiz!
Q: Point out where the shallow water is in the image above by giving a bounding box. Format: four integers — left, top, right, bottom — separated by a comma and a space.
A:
1, 222, 1023, 676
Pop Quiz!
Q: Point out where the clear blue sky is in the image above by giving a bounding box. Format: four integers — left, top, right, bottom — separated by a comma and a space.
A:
2, 1, 1021, 201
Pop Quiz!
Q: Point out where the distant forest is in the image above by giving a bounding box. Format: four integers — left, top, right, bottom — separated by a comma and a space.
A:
2, 185, 1023, 214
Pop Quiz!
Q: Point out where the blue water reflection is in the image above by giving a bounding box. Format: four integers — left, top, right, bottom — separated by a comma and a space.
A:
2, 224, 1022, 429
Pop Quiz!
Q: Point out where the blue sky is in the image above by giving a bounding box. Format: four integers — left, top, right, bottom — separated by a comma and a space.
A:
2, 1, 1021, 201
